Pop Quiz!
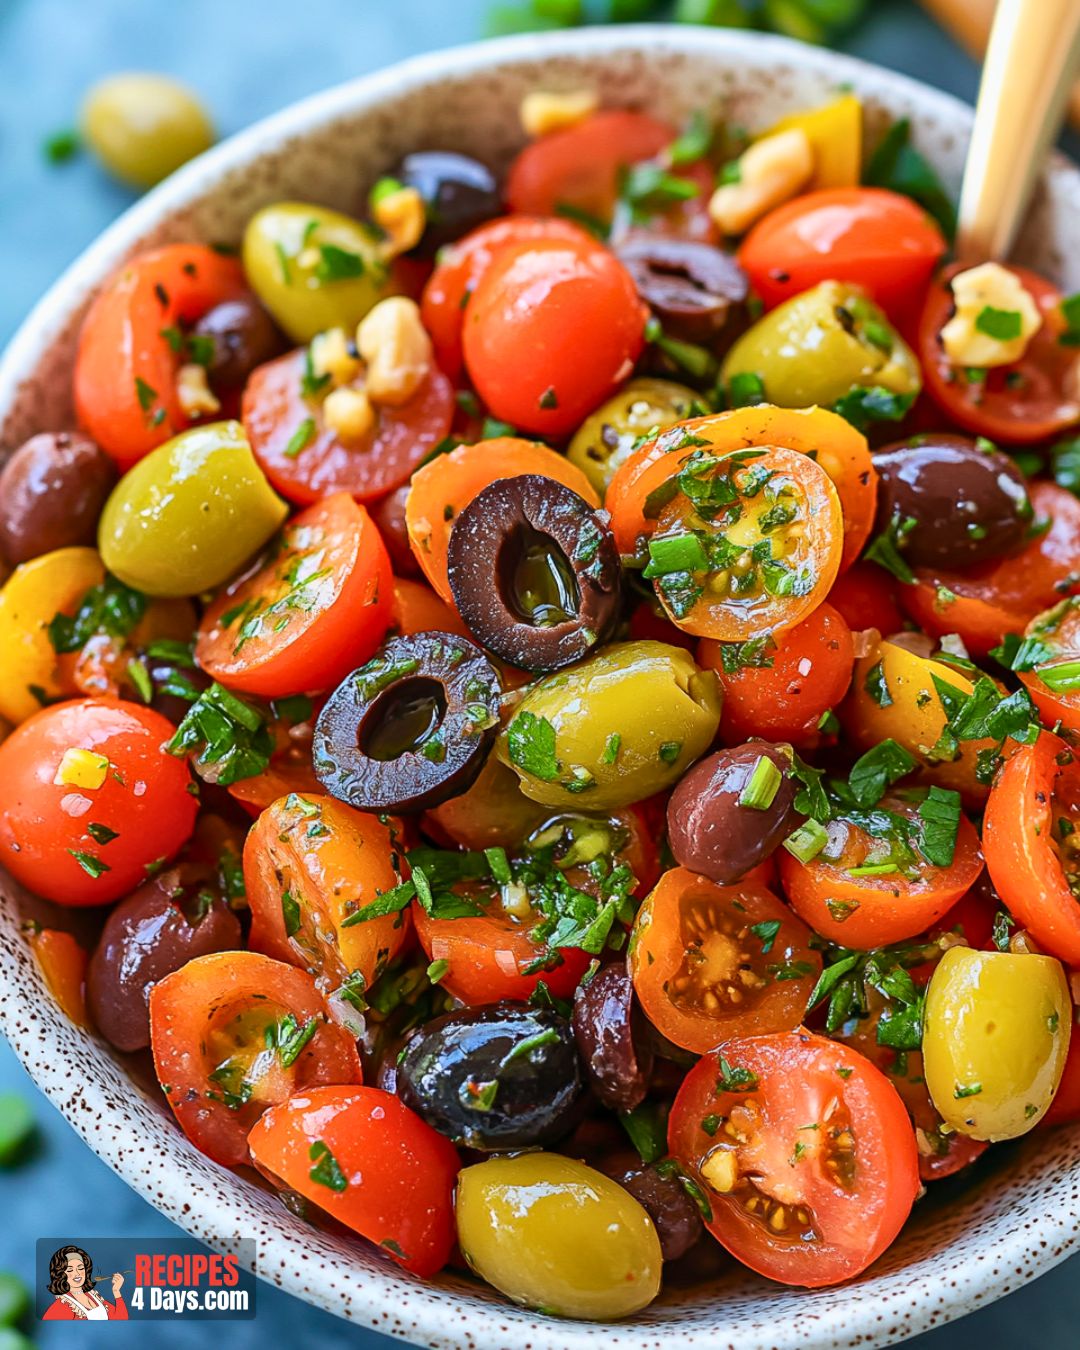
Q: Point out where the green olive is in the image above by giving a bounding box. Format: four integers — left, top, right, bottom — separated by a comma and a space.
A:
497, 639, 722, 809
243, 203, 390, 343
721, 280, 921, 409
923, 946, 1071, 1141
456, 1153, 662, 1320
567, 378, 700, 496
98, 422, 288, 597
80, 73, 214, 189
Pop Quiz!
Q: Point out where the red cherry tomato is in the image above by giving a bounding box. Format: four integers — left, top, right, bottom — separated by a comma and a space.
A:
739, 188, 945, 326
827, 562, 903, 638
74, 245, 249, 470
196, 493, 392, 698
242, 347, 454, 506
248, 1086, 460, 1277
462, 236, 646, 438
420, 216, 594, 380
1017, 597, 1080, 734
0, 698, 197, 906
918, 264, 1080, 444
149, 950, 362, 1168
667, 1031, 920, 1287
1043, 1026, 1080, 1128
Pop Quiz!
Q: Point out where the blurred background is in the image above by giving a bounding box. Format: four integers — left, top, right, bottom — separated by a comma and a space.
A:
1, 0, 1078, 1346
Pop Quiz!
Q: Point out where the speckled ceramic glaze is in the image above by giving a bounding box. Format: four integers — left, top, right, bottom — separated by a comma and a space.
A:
2, 25, 1079, 1350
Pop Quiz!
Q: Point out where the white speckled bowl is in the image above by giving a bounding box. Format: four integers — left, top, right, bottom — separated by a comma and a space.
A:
2, 24, 1079, 1350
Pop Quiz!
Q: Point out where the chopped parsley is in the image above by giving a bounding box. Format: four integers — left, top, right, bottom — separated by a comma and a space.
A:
505, 711, 561, 783
67, 849, 110, 879
308, 1140, 348, 1191
283, 417, 316, 459
48, 573, 147, 654
314, 244, 365, 282
863, 511, 917, 584
716, 1057, 758, 1093
975, 306, 1022, 341
832, 385, 915, 433
164, 682, 274, 786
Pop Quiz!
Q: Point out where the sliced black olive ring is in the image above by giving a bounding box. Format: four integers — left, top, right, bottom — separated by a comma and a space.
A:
447, 473, 621, 671
313, 631, 502, 812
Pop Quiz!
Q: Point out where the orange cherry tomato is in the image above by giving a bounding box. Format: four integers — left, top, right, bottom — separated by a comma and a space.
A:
898, 481, 1080, 658
227, 752, 323, 816
0, 697, 197, 906
26, 927, 88, 1026
462, 235, 646, 438
248, 1086, 459, 1277
421, 216, 595, 379
405, 437, 599, 604
506, 109, 674, 222
74, 245, 248, 470
739, 188, 945, 327
667, 1031, 920, 1287
196, 493, 392, 698
627, 867, 821, 1054
983, 732, 1080, 966
607, 405, 875, 574
389, 576, 469, 640
699, 601, 854, 748
918, 264, 1080, 444
243, 792, 411, 997
777, 794, 984, 948
421, 753, 549, 853
1043, 1026, 1080, 1128
149, 950, 362, 1167
242, 347, 454, 506
827, 562, 903, 638
1017, 598, 1080, 733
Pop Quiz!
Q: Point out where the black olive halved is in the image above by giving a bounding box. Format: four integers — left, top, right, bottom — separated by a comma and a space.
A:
616, 237, 750, 348
313, 631, 501, 812
447, 474, 621, 671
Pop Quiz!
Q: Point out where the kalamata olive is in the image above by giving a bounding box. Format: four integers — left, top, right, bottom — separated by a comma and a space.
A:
604, 1159, 702, 1262
447, 475, 620, 671
667, 741, 804, 884
371, 483, 420, 577
396, 1002, 582, 1149
572, 962, 653, 1112
873, 435, 1032, 569
314, 631, 502, 811
393, 151, 500, 257
126, 643, 210, 726
191, 295, 285, 390
86, 870, 241, 1051
617, 238, 749, 348
0, 432, 116, 566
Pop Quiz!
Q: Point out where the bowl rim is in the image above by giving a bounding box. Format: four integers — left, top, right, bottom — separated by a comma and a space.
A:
2, 22, 1078, 1350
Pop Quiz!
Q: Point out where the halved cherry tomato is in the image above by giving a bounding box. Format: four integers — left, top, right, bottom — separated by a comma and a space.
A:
667, 1031, 920, 1287
421, 216, 594, 379
1017, 597, 1080, 733
196, 493, 392, 698
740, 188, 945, 327
389, 576, 469, 639
405, 437, 599, 604
919, 264, 1080, 444
618, 158, 718, 244
74, 245, 249, 470
827, 562, 903, 638
700, 601, 854, 747
506, 109, 674, 222
777, 793, 984, 948
628, 868, 820, 1053
983, 732, 1080, 966
1043, 1023, 1080, 1128
244, 792, 410, 997
0, 697, 197, 906
898, 481, 1080, 658
26, 927, 88, 1026
462, 236, 646, 438
228, 749, 323, 816
248, 1085, 459, 1277
607, 405, 875, 574
149, 949, 362, 1167
242, 347, 454, 506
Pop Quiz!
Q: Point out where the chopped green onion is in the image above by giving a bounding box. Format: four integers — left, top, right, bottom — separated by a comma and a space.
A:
738, 755, 782, 810
782, 818, 829, 863
643, 531, 708, 578
1036, 660, 1080, 692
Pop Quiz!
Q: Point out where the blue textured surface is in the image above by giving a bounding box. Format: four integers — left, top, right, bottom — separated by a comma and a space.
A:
1, 1, 1078, 1346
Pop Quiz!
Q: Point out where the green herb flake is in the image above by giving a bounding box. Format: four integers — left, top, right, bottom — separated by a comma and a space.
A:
506, 711, 560, 782
308, 1139, 348, 1191
283, 417, 317, 460
750, 919, 782, 954
67, 849, 110, 879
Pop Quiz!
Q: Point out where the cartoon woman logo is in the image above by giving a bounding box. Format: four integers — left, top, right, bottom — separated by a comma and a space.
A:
42, 1246, 129, 1321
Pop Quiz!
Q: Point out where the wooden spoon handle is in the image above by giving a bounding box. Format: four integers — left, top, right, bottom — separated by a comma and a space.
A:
956, 0, 1080, 261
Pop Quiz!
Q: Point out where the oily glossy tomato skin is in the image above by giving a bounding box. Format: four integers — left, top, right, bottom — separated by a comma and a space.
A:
412, 901, 592, 1006
75, 245, 249, 471
919, 264, 1080, 444
248, 1086, 460, 1277
668, 1031, 920, 1287
827, 563, 903, 638
1043, 1028, 1080, 1128
243, 347, 454, 505
983, 733, 1080, 966
421, 216, 594, 379
149, 950, 362, 1168
739, 188, 945, 326
462, 236, 647, 438
0, 698, 197, 906
700, 602, 855, 748
628, 868, 821, 1054
196, 493, 392, 698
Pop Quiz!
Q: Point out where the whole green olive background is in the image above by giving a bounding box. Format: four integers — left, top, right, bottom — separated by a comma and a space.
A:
3, 3, 1080, 1349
